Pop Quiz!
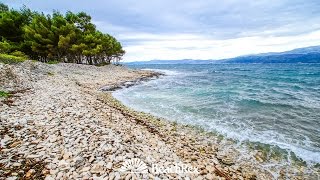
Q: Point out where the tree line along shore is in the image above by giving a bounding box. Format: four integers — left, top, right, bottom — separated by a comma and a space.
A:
0, 3, 124, 65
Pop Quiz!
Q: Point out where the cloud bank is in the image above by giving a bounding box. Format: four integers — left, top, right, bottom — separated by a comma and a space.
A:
4, 0, 320, 61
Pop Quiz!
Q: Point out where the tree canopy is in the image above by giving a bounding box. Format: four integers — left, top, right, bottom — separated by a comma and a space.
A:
0, 3, 125, 65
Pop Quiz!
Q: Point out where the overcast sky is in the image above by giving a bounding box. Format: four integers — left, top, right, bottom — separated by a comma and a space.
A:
3, 0, 320, 61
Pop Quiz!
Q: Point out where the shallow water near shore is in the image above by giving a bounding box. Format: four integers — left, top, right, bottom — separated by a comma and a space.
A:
113, 63, 320, 167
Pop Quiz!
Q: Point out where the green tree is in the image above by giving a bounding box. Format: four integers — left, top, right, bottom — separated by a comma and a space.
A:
0, 3, 9, 12
0, 3, 125, 65
0, 4, 33, 56
0, 39, 12, 53
24, 13, 55, 61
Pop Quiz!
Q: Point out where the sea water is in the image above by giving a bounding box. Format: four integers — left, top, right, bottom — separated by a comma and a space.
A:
113, 63, 320, 165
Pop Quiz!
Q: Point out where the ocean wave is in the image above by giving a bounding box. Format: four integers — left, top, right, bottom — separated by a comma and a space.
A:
114, 64, 320, 165
141, 68, 182, 76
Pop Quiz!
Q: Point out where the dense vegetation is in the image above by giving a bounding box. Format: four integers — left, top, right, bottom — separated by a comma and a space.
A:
0, 3, 125, 65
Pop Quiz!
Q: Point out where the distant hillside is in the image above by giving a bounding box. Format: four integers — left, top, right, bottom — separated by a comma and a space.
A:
126, 45, 320, 64
125, 59, 214, 65
222, 46, 320, 63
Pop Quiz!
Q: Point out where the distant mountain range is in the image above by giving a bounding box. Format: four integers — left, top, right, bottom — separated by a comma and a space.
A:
126, 59, 214, 65
126, 45, 320, 64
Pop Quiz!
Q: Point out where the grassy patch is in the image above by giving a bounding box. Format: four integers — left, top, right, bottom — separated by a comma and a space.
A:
0, 53, 26, 64
0, 91, 10, 98
46, 60, 59, 64
9, 51, 28, 59
95, 61, 110, 67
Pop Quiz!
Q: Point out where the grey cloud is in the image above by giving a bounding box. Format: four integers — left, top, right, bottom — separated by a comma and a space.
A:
4, 0, 320, 39
3, 0, 320, 61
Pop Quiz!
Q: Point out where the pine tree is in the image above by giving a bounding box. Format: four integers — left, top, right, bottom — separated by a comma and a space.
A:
1, 3, 125, 65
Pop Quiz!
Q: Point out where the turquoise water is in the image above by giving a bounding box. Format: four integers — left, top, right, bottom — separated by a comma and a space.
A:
113, 63, 320, 164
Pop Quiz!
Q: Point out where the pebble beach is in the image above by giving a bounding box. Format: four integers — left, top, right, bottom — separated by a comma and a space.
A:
0, 61, 319, 179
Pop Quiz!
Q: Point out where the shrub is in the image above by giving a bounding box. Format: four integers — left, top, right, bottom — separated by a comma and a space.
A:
9, 51, 29, 59
0, 53, 26, 64
0, 91, 10, 98
95, 61, 110, 67
46, 60, 59, 64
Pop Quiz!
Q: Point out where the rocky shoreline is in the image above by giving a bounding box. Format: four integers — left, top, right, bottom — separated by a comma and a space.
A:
0, 61, 319, 179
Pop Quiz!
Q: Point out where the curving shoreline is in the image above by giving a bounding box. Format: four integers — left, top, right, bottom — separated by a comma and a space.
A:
0, 61, 318, 179
107, 80, 320, 180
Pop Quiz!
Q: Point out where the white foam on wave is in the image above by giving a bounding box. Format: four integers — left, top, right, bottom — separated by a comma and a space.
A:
114, 88, 320, 164
141, 68, 182, 76
212, 124, 320, 163
114, 67, 320, 165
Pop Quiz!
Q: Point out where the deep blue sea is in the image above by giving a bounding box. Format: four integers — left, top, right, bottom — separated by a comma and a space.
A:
113, 63, 320, 164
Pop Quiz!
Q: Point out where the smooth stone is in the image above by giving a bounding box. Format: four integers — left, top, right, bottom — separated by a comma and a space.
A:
106, 162, 113, 169
44, 175, 55, 180
12, 163, 21, 167
6, 177, 17, 180
81, 166, 91, 172
26, 154, 42, 158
